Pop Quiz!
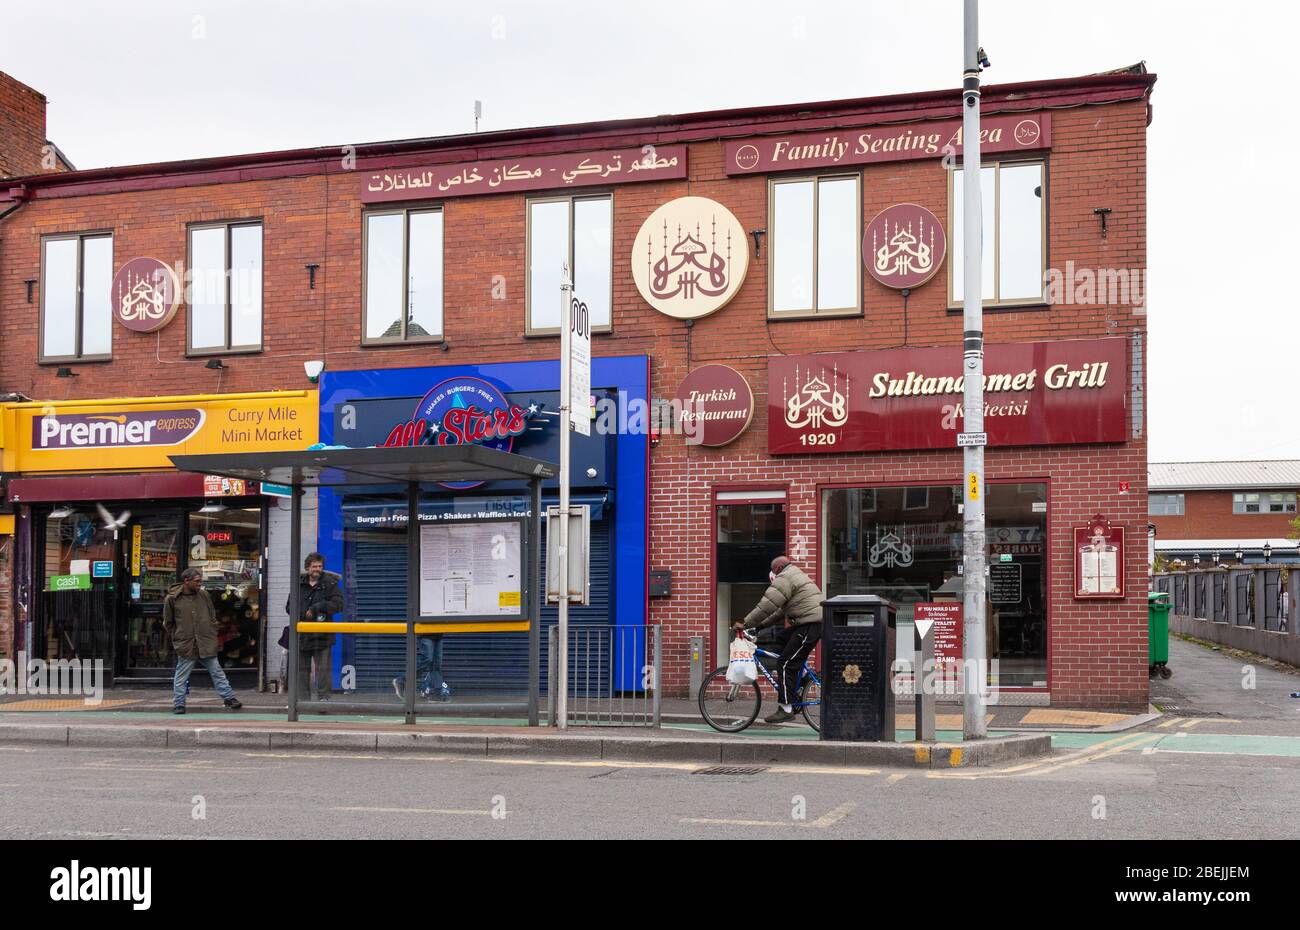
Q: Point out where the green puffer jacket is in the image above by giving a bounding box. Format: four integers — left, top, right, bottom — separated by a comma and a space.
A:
162, 584, 220, 660
743, 563, 825, 630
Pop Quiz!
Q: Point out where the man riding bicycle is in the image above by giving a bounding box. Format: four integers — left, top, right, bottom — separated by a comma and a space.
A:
732, 555, 824, 724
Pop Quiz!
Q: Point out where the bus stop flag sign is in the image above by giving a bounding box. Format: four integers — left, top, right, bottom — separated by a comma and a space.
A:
568, 294, 591, 437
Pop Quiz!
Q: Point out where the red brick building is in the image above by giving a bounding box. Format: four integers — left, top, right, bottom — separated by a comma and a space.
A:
0, 65, 1153, 708
1150, 461, 1300, 565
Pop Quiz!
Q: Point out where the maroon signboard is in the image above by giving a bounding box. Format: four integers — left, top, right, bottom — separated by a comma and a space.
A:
768, 337, 1128, 455
725, 112, 1050, 176
915, 602, 963, 677
1074, 514, 1125, 599
362, 145, 687, 203
112, 257, 181, 333
673, 364, 754, 447
864, 203, 946, 289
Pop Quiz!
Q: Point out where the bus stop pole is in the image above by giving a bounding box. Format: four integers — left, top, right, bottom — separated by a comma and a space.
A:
528, 477, 541, 726
404, 480, 419, 725
287, 484, 301, 722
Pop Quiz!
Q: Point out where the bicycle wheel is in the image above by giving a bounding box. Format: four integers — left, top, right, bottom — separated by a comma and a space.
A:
798, 675, 821, 733
698, 667, 762, 733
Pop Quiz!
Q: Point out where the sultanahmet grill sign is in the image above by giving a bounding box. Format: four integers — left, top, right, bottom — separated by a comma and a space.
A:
768, 337, 1127, 455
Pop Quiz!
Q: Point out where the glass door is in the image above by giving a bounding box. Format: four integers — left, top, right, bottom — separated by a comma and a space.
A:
187, 506, 263, 672
714, 492, 787, 664
126, 512, 182, 671
38, 507, 120, 672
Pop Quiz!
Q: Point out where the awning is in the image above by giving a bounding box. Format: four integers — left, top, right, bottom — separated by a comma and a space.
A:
170, 443, 557, 489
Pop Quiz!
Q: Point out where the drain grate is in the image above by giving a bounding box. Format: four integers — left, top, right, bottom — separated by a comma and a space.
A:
692, 765, 768, 776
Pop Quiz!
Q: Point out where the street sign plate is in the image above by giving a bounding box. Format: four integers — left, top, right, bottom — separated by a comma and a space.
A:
957, 432, 987, 447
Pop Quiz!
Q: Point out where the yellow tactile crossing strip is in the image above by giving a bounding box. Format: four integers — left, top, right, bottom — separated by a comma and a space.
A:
0, 699, 140, 712
1019, 709, 1129, 727
897, 714, 993, 729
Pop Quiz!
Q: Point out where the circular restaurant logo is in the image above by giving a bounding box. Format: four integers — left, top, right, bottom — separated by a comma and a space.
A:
673, 364, 754, 447
863, 203, 946, 290
733, 144, 760, 171
1014, 118, 1042, 147
383, 377, 532, 489
112, 257, 181, 333
631, 196, 749, 320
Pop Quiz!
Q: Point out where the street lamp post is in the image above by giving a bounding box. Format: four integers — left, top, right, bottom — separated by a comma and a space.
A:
1263, 542, 1272, 564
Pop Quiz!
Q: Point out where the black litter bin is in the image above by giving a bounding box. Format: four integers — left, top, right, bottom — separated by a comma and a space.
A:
820, 594, 896, 741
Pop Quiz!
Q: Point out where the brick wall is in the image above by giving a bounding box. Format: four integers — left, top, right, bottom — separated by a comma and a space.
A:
0, 71, 52, 179
0, 88, 1150, 707
1152, 489, 1298, 540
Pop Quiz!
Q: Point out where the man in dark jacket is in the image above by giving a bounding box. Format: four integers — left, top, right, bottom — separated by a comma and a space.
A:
164, 567, 242, 714
734, 555, 824, 724
286, 552, 345, 699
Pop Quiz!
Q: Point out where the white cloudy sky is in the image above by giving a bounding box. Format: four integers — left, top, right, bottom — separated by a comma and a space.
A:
4, 1, 1293, 464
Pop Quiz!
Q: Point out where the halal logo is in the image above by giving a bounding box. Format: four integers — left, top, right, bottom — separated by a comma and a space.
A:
632, 196, 749, 320
1014, 119, 1042, 146
733, 144, 760, 171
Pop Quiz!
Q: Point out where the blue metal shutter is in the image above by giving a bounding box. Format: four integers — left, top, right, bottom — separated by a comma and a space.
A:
344, 515, 612, 695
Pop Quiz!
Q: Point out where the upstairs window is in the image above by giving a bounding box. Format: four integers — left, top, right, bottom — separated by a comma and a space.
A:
363, 207, 444, 344
40, 232, 113, 361
188, 221, 263, 352
527, 194, 612, 334
769, 174, 860, 317
1148, 494, 1185, 516
950, 160, 1046, 308
1233, 492, 1296, 514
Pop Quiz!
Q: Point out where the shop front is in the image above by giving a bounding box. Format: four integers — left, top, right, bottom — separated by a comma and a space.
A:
2, 392, 317, 687
317, 356, 648, 696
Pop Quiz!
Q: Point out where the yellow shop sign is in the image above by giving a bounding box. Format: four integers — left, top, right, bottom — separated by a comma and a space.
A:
1, 391, 319, 473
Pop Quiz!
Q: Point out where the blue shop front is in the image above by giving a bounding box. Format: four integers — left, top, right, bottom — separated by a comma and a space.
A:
316, 355, 649, 696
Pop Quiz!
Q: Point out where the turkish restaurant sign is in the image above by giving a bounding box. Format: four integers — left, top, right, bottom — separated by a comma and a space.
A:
725, 112, 1050, 176
362, 145, 687, 203
1, 391, 318, 473
112, 257, 181, 333
768, 337, 1127, 455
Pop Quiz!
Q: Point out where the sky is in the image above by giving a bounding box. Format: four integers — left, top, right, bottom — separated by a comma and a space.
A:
3, 0, 1293, 464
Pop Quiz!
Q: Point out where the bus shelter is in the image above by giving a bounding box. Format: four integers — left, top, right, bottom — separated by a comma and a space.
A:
171, 444, 555, 725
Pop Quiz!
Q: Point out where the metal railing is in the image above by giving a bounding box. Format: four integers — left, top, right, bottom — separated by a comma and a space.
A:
547, 624, 661, 727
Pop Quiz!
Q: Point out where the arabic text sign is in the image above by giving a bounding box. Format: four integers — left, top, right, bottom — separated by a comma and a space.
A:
769, 338, 1128, 455
725, 112, 1050, 175
112, 257, 181, 333
362, 145, 687, 203
865, 203, 946, 290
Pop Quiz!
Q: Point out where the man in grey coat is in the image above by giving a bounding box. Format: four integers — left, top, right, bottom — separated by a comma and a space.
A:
734, 555, 824, 723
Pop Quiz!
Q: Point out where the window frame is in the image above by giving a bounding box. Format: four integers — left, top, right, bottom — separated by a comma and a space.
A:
524, 191, 615, 337
947, 158, 1048, 311
1233, 491, 1297, 515
767, 171, 863, 320
1148, 493, 1185, 516
38, 230, 115, 364
360, 204, 446, 347
186, 219, 265, 356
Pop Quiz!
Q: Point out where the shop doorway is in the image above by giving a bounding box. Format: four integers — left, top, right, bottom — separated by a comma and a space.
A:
33, 501, 266, 686
713, 490, 787, 664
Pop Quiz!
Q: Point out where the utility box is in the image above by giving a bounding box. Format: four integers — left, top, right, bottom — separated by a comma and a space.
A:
820, 595, 896, 742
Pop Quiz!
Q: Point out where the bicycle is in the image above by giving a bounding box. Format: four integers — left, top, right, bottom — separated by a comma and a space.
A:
698, 629, 821, 733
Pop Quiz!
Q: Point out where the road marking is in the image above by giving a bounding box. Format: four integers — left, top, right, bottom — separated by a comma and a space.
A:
927, 732, 1160, 780
1179, 719, 1205, 729
682, 801, 857, 830
886, 774, 907, 786
332, 806, 501, 817
1157, 718, 1181, 729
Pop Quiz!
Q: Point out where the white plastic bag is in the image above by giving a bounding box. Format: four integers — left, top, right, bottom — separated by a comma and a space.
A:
726, 634, 758, 684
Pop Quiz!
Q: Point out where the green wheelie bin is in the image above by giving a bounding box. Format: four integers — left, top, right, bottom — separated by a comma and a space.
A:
1148, 591, 1172, 679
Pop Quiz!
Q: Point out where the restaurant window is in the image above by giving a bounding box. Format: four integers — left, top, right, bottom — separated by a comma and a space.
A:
950, 160, 1045, 308
363, 207, 444, 343
822, 482, 1049, 688
1148, 493, 1185, 516
527, 194, 612, 334
715, 491, 787, 664
769, 174, 861, 317
40, 232, 113, 362
1233, 492, 1297, 514
188, 221, 263, 352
